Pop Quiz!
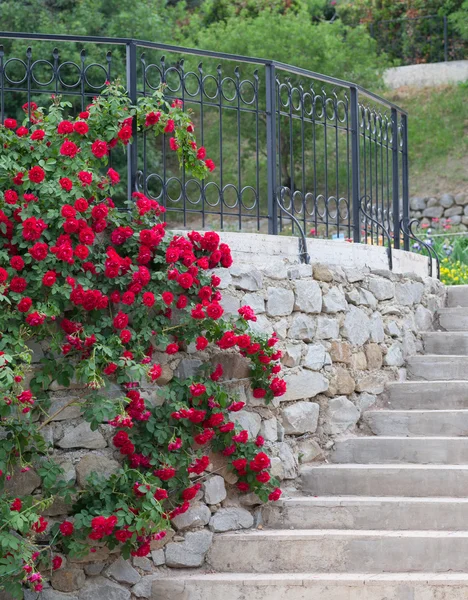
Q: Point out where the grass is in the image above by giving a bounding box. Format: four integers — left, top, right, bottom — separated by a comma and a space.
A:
385, 83, 468, 197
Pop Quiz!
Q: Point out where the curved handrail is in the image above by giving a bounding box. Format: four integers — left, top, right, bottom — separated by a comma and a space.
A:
359, 195, 393, 271
400, 217, 440, 278
276, 187, 310, 265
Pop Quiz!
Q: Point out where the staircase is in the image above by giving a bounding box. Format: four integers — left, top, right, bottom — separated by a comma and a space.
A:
154, 285, 468, 600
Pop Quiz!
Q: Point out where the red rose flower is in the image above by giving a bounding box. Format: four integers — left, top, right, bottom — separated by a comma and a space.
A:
78, 171, 93, 186
10, 276, 27, 293
18, 297, 33, 313
29, 242, 48, 261
161, 291, 174, 306
164, 119, 175, 133
59, 177, 73, 192
31, 129, 45, 141
169, 137, 178, 151
142, 292, 155, 307
205, 159, 216, 172
52, 556, 63, 571
28, 166, 45, 183
73, 121, 89, 135
60, 139, 79, 158
4, 190, 18, 205
103, 362, 118, 375
26, 312, 46, 326
182, 483, 201, 501
268, 488, 282, 501
113, 311, 129, 329
91, 139, 108, 158
118, 125, 132, 142
154, 488, 168, 501
16, 126, 28, 137
10, 256, 24, 271
10, 498, 22, 511
4, 118, 17, 129
57, 120, 74, 134
165, 343, 179, 355
145, 111, 161, 126
74, 197, 89, 212
196, 147, 206, 160
107, 168, 120, 184
42, 271, 57, 287
120, 329, 132, 343
256, 471, 270, 483
195, 336, 209, 350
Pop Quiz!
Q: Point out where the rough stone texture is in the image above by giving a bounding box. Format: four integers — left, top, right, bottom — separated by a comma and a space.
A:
76, 453, 120, 487
282, 343, 303, 367
229, 410, 261, 437
230, 264, 263, 291
296, 438, 324, 463
330, 341, 351, 364
332, 367, 356, 395
78, 578, 131, 600
288, 314, 316, 341
209, 507, 254, 532
325, 396, 360, 434
266, 286, 295, 317
281, 370, 329, 401
171, 502, 211, 530
243, 292, 265, 314
368, 277, 395, 301
315, 316, 339, 340
304, 344, 327, 370
165, 530, 213, 568
57, 421, 106, 449
203, 475, 227, 505
342, 306, 371, 346
4, 467, 41, 496
281, 401, 320, 435
293, 280, 322, 313
276, 441, 298, 479
365, 343, 383, 370
106, 557, 141, 585
260, 417, 278, 442
322, 288, 348, 313
131, 574, 161, 598
51, 569, 86, 592
385, 342, 405, 367
175, 358, 202, 379
369, 312, 385, 343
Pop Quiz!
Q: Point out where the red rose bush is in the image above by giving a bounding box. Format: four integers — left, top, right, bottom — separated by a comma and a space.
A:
0, 83, 285, 595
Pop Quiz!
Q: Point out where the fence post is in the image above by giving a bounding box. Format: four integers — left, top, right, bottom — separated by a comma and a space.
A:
443, 16, 449, 62
126, 40, 138, 201
265, 62, 278, 235
350, 86, 361, 243
401, 113, 410, 251
391, 108, 400, 250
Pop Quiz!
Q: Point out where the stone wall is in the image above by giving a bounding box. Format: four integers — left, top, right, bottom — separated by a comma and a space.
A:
410, 192, 468, 229
4, 235, 446, 600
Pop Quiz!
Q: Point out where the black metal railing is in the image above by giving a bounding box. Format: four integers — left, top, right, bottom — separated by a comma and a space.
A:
0, 32, 412, 265
370, 15, 466, 65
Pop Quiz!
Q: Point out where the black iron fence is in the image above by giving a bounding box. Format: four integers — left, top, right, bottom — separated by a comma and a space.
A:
370, 15, 466, 65
0, 32, 419, 268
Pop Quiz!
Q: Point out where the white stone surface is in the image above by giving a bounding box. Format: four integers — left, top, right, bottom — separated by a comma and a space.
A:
384, 59, 468, 89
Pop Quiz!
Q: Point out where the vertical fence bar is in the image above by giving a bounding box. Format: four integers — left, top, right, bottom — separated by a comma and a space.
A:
391, 108, 400, 250
126, 40, 138, 201
350, 86, 361, 243
266, 62, 278, 235
443, 16, 449, 62
401, 113, 410, 251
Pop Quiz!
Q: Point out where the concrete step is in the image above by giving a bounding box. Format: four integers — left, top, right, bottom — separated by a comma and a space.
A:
439, 307, 468, 331
407, 355, 468, 381
207, 529, 468, 573
423, 332, 468, 355
447, 285, 468, 308
385, 381, 468, 409
152, 573, 468, 600
363, 410, 468, 437
300, 464, 468, 497
262, 496, 468, 530
331, 437, 468, 464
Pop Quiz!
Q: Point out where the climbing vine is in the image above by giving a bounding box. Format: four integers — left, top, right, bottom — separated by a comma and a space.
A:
0, 84, 285, 597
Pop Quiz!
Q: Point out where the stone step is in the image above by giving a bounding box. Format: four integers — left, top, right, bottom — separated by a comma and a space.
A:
423, 332, 468, 355
438, 307, 468, 331
262, 496, 468, 530
385, 381, 468, 409
331, 437, 468, 464
152, 573, 468, 600
300, 464, 468, 497
447, 285, 468, 308
407, 355, 468, 380
207, 529, 468, 573
363, 410, 468, 436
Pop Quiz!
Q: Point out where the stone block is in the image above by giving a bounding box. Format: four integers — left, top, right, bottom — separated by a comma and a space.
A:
230, 264, 263, 291
322, 288, 348, 313
151, 549, 165, 566
78, 577, 131, 600
203, 475, 227, 505
171, 502, 211, 530
395, 281, 424, 306
445, 205, 462, 217
332, 367, 356, 395
280, 370, 329, 401
209, 507, 254, 532
281, 401, 320, 435
174, 359, 202, 379
304, 344, 327, 370
324, 396, 360, 434
48, 396, 83, 420
106, 557, 141, 585
410, 197, 426, 211
440, 193, 455, 208
282, 343, 303, 367
296, 438, 324, 463
211, 352, 250, 380
165, 530, 213, 568
220, 293, 241, 316
455, 193, 468, 206
260, 417, 278, 442
312, 263, 333, 282
51, 568, 86, 592
57, 422, 106, 450
315, 316, 339, 340
350, 351, 367, 370
76, 453, 120, 487
5, 467, 41, 496
330, 341, 351, 364
355, 373, 386, 394
266, 287, 295, 317
293, 279, 322, 313
368, 276, 395, 301
230, 410, 262, 438
385, 342, 405, 367
423, 206, 444, 218
276, 441, 298, 479
365, 343, 383, 370
342, 306, 371, 346
242, 292, 265, 314
288, 314, 316, 341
